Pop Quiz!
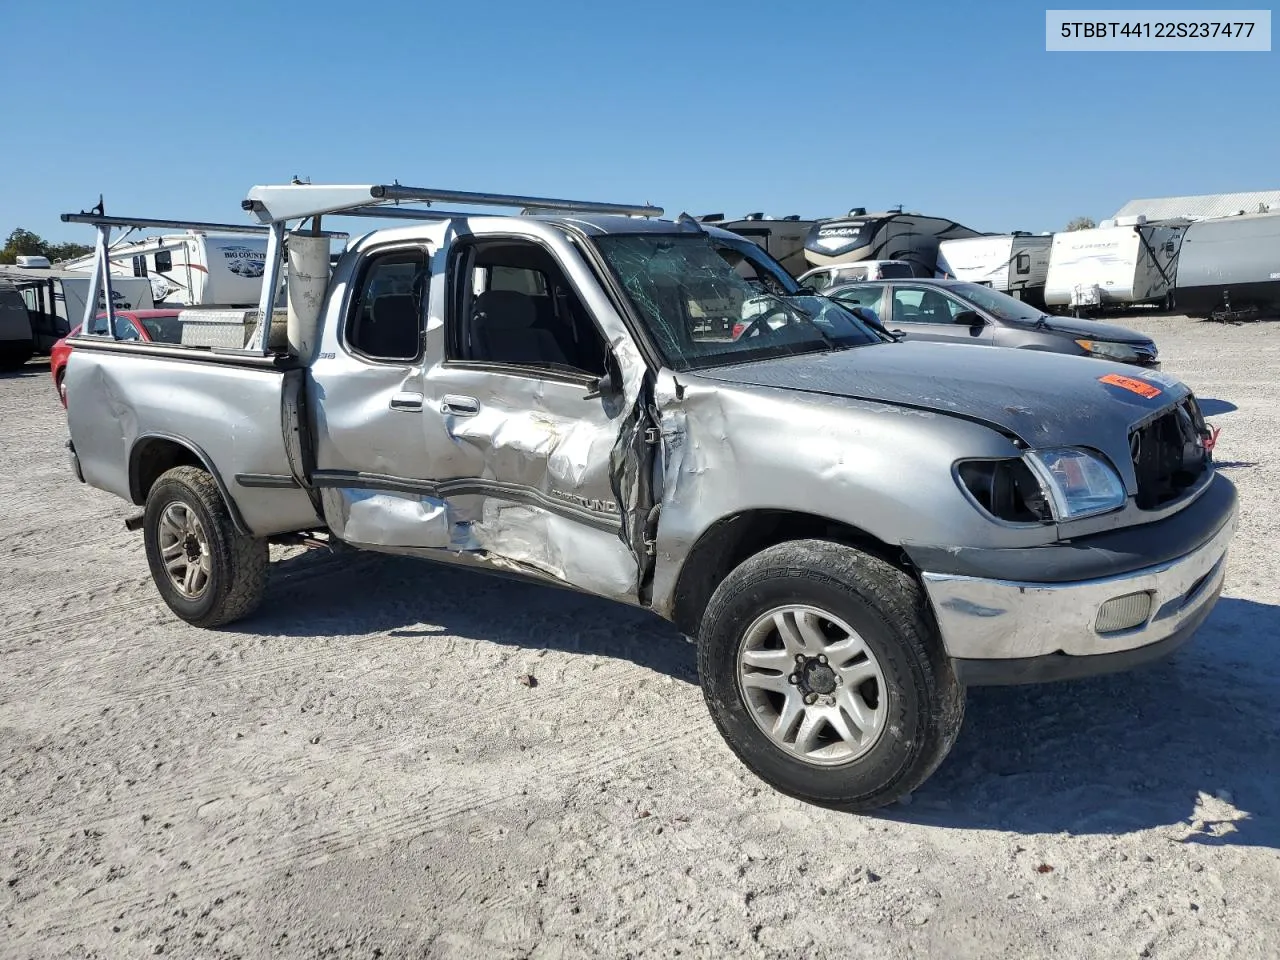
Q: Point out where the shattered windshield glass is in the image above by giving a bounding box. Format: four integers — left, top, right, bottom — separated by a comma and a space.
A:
593, 234, 881, 370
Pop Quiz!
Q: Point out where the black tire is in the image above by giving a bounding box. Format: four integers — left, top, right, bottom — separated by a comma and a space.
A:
143, 466, 268, 627
698, 539, 964, 812
0, 342, 35, 372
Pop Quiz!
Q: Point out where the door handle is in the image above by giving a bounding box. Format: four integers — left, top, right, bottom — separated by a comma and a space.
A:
390, 392, 424, 411
441, 394, 480, 417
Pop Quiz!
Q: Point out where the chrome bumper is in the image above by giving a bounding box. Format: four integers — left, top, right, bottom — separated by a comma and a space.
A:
922, 508, 1236, 666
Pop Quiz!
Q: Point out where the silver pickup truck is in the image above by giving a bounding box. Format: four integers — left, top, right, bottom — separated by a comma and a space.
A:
62, 183, 1237, 811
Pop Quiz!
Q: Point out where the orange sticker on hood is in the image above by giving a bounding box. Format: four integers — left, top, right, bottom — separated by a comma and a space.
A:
1099, 372, 1162, 399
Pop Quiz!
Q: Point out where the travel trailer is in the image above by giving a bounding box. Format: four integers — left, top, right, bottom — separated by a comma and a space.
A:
936, 233, 1053, 307
1044, 217, 1188, 315
0, 279, 36, 369
61, 232, 275, 306
697, 213, 816, 275
0, 265, 155, 367
1174, 212, 1280, 321
803, 209, 983, 278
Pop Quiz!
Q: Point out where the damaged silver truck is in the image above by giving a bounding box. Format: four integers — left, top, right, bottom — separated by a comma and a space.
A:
61, 183, 1237, 810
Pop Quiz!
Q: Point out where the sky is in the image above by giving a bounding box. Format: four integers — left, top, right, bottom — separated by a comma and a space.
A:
1, 0, 1276, 243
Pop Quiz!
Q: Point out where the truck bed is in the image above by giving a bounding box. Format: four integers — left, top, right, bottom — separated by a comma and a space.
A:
64, 338, 321, 537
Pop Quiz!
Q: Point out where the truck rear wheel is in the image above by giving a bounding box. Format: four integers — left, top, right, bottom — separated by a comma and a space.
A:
697, 539, 964, 811
143, 466, 268, 627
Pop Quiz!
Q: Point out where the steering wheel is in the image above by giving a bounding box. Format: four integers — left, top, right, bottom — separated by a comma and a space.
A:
734, 302, 792, 341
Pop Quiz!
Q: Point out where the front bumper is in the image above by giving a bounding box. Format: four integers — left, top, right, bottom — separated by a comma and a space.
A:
920, 494, 1237, 685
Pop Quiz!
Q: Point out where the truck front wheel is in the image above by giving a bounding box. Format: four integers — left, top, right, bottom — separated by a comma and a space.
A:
143, 466, 268, 627
698, 539, 964, 811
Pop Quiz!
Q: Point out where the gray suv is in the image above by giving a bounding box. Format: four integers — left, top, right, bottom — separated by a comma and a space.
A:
827, 278, 1160, 367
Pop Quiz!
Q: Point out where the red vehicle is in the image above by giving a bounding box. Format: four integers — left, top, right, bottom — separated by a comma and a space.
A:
51, 309, 183, 406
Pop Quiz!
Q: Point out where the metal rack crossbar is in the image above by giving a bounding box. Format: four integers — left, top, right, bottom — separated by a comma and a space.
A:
240, 182, 663, 226
58, 209, 348, 344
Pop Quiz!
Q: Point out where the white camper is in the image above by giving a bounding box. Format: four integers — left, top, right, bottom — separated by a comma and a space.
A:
60, 231, 275, 306
937, 233, 1053, 306
1044, 217, 1187, 315
0, 263, 154, 340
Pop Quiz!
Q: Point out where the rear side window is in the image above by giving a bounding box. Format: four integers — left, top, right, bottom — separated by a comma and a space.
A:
833, 285, 886, 315
878, 263, 914, 279
346, 249, 428, 362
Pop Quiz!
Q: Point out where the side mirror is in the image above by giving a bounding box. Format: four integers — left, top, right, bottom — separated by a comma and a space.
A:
582, 372, 616, 400
954, 310, 984, 326
583, 351, 623, 400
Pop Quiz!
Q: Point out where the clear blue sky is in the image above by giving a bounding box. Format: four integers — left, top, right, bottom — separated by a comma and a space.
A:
2, 0, 1275, 243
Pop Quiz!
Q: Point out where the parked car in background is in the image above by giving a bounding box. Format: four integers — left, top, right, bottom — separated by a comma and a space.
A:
51, 310, 183, 404
797, 260, 915, 291
827, 278, 1160, 367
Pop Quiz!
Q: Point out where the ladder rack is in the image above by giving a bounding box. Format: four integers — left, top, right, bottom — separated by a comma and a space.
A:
241, 182, 663, 226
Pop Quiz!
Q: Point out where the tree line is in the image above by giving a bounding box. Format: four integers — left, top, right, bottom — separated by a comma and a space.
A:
0, 228, 93, 265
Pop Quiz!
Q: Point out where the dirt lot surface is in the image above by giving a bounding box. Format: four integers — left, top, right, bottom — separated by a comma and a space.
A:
2, 316, 1279, 959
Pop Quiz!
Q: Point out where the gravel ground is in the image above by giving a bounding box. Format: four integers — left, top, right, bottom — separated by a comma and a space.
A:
2, 316, 1278, 959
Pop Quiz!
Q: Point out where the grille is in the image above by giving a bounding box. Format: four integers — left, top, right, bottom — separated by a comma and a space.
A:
1130, 396, 1211, 509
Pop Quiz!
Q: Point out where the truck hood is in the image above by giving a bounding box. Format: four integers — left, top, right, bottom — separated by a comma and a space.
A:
692, 341, 1189, 450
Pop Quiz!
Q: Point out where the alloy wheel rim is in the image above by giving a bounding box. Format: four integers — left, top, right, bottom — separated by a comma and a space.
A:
736, 604, 888, 766
158, 503, 211, 599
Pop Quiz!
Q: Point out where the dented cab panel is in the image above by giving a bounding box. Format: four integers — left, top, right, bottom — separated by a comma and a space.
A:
309, 220, 654, 603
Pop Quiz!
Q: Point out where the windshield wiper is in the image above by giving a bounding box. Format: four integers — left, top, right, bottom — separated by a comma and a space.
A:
1033, 314, 1054, 330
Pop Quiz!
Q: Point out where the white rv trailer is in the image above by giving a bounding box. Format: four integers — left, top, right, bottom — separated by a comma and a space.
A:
60, 231, 276, 306
1044, 216, 1188, 315
937, 233, 1053, 306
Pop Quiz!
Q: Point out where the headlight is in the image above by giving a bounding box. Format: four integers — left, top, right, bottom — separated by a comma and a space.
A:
957, 447, 1126, 523
1075, 339, 1141, 362
1024, 447, 1127, 520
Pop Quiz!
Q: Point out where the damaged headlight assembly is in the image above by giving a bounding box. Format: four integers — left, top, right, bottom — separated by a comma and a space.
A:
956, 447, 1127, 524
1074, 339, 1146, 362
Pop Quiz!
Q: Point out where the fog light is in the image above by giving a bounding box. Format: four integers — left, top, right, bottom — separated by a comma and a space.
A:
1095, 592, 1153, 634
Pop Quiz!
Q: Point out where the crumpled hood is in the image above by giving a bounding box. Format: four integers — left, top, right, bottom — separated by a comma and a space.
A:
1014, 315, 1153, 343
693, 341, 1190, 452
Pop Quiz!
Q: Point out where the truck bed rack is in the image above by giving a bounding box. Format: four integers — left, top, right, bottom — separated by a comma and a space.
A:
62, 181, 663, 354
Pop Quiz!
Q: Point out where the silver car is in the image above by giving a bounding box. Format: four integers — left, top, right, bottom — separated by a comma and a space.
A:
828, 278, 1160, 367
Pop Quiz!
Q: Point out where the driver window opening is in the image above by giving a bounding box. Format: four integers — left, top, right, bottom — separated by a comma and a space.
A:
451, 240, 608, 377
347, 248, 428, 362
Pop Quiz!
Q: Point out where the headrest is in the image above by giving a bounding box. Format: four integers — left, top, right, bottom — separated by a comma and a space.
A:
372, 293, 418, 325
473, 290, 538, 330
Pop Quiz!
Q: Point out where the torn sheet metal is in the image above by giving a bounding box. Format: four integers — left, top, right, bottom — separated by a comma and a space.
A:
322, 487, 452, 549
645, 368, 1033, 621
461, 498, 637, 600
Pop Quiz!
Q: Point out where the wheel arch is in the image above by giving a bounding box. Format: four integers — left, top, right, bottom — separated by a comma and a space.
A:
128, 434, 251, 535
669, 508, 912, 638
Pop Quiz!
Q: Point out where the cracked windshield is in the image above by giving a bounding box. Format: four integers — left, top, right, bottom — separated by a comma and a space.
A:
593, 234, 881, 370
